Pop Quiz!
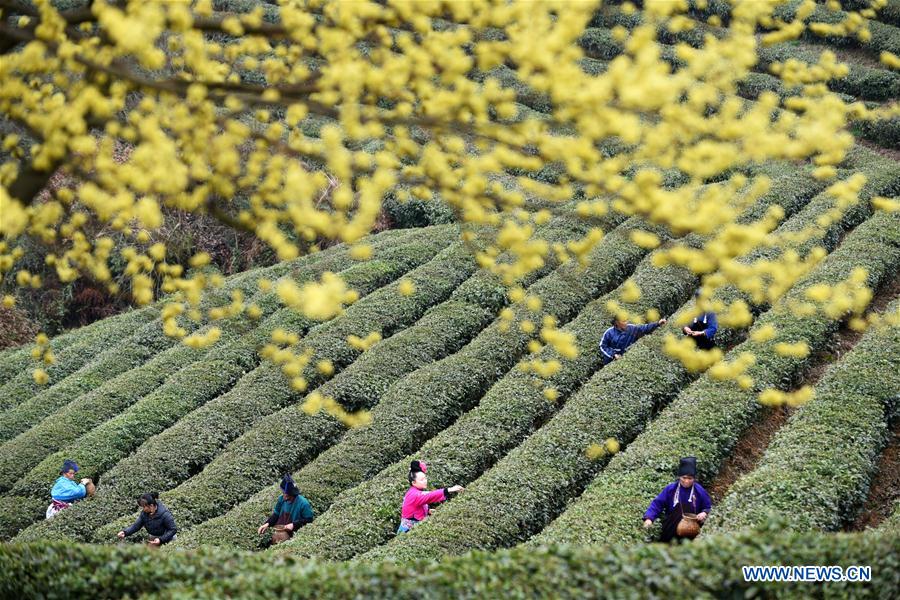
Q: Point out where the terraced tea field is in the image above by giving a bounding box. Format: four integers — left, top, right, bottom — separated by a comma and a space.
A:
1, 1, 899, 598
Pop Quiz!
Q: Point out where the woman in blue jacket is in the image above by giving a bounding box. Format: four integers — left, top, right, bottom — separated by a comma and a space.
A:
47, 460, 92, 519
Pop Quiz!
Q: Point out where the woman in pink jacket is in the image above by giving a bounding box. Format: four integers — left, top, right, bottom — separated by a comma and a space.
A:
398, 460, 464, 533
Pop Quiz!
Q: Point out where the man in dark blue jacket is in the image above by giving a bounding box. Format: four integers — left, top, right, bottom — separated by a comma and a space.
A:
682, 291, 718, 350
600, 315, 667, 365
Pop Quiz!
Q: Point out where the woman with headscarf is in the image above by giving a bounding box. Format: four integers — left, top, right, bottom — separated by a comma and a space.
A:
46, 459, 93, 519
397, 460, 464, 533
117, 492, 178, 546
642, 456, 712, 542
258, 474, 314, 545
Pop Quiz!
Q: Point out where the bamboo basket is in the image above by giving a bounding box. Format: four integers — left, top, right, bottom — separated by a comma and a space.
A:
676, 513, 700, 539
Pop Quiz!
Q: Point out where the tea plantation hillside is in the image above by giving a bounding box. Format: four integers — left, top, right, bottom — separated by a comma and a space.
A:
1, 0, 899, 598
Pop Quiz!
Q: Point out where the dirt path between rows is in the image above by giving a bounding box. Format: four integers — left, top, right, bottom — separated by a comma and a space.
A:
707, 273, 900, 505
849, 420, 900, 530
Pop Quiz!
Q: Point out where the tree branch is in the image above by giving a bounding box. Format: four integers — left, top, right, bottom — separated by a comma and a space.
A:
6, 157, 58, 204
0, 0, 110, 24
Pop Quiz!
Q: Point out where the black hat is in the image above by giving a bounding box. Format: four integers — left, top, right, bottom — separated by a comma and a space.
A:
280, 474, 300, 497
678, 457, 697, 477
410, 460, 427, 474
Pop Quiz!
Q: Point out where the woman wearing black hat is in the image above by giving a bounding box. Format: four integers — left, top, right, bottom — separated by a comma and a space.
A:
397, 460, 464, 533
257, 474, 314, 545
642, 457, 711, 542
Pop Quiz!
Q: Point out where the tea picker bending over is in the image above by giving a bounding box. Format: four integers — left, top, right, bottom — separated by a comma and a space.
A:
600, 315, 667, 365
47, 459, 94, 519
258, 474, 314, 545
117, 492, 178, 546
643, 457, 711, 542
682, 291, 718, 350
398, 460, 464, 533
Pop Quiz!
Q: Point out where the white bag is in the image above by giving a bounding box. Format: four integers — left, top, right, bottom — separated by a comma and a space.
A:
45, 500, 71, 520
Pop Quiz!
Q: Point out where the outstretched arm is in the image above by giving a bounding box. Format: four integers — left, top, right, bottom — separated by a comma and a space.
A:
409, 488, 449, 509
634, 321, 661, 337
52, 479, 87, 502
643, 487, 669, 522
266, 497, 283, 526
122, 513, 144, 537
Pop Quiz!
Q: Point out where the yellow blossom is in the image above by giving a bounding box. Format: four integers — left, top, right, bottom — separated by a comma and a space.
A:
774, 341, 810, 358
630, 230, 661, 249
33, 368, 50, 385
350, 244, 373, 260
317, 360, 335, 376
604, 438, 620, 454
277, 273, 358, 321
750, 324, 778, 343
348, 331, 382, 351
759, 385, 814, 407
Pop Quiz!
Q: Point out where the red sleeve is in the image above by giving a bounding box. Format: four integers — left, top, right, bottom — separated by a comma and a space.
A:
410, 488, 447, 508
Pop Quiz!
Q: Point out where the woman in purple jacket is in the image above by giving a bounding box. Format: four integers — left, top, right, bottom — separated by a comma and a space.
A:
643, 457, 711, 542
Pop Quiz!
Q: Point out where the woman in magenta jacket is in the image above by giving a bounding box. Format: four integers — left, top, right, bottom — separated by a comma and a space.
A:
398, 460, 464, 533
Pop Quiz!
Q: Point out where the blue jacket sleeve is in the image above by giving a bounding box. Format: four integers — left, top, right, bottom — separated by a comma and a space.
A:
123, 512, 145, 537
695, 484, 712, 514
599, 329, 616, 360
51, 478, 87, 502
644, 484, 671, 521
703, 313, 718, 339
634, 322, 660, 337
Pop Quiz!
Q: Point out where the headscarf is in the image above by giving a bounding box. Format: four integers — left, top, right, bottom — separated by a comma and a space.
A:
280, 474, 300, 497
60, 459, 79, 474
408, 460, 428, 484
